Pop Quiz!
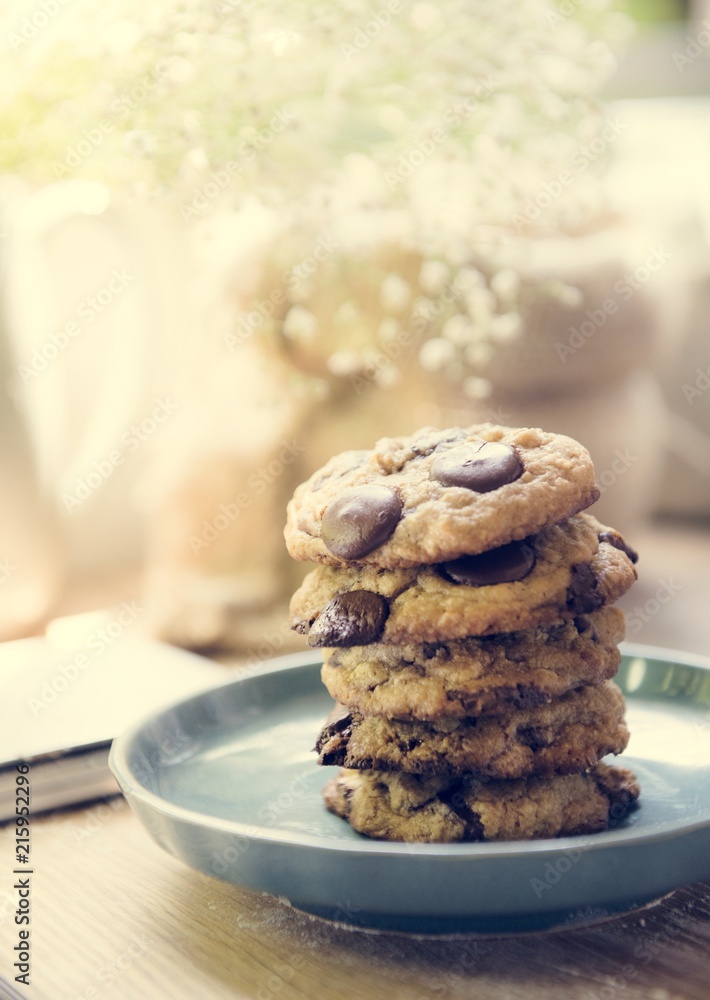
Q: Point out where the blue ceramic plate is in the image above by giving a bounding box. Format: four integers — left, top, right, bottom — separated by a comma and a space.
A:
109, 645, 710, 934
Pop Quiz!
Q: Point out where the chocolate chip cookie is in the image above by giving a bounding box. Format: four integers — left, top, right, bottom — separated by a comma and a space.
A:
316, 681, 628, 778
320, 607, 624, 720
290, 514, 637, 644
285, 424, 600, 568
323, 762, 640, 842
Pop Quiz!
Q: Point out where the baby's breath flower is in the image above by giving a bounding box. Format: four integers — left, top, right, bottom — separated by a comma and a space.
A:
283, 306, 317, 341
327, 350, 362, 377
0, 0, 623, 393
418, 259, 450, 296
419, 338, 457, 372
463, 375, 493, 400
380, 275, 412, 313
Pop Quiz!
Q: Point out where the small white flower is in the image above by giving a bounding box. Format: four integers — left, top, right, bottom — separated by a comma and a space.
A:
410, 3, 442, 33
334, 300, 361, 325
548, 281, 584, 308
442, 314, 474, 347
418, 259, 449, 296
381, 274, 411, 313
419, 337, 456, 372
490, 312, 522, 343
378, 317, 401, 342
185, 146, 210, 172
374, 365, 401, 389
327, 350, 362, 377
463, 375, 493, 400
465, 287, 496, 322
283, 306, 317, 340
490, 268, 520, 301
453, 267, 484, 293
165, 56, 195, 85
464, 343, 495, 368
123, 130, 156, 158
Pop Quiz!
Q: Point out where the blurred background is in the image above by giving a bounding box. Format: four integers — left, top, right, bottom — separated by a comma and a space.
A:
0, 0, 708, 657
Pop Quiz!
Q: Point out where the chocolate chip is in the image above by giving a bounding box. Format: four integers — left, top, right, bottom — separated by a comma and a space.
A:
518, 726, 550, 751
441, 540, 536, 586
324, 703, 354, 732
421, 642, 447, 660
440, 782, 485, 840
511, 686, 550, 711
321, 486, 402, 559
430, 441, 523, 493
308, 590, 389, 646
599, 530, 639, 565
566, 563, 604, 614
314, 704, 353, 764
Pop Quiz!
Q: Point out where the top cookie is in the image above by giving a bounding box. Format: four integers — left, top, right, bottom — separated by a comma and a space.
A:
285, 424, 600, 568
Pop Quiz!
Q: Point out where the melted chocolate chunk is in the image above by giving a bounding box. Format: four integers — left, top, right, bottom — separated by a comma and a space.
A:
442, 540, 536, 587
314, 704, 353, 765
598, 530, 639, 565
510, 686, 550, 711
573, 615, 600, 642
566, 563, 604, 614
430, 441, 523, 493
321, 485, 402, 559
308, 590, 389, 646
518, 726, 551, 751
421, 642, 447, 660
440, 782, 485, 839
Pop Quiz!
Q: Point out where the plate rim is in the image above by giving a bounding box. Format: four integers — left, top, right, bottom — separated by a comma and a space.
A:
109, 642, 710, 859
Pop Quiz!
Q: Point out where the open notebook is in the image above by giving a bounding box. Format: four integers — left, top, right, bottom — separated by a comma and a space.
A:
0, 624, 227, 821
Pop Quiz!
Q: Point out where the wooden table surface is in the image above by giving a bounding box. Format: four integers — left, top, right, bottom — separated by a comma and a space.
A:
2, 521, 709, 1000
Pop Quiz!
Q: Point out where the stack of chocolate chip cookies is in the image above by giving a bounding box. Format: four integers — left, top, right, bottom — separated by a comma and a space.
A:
285, 424, 640, 843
